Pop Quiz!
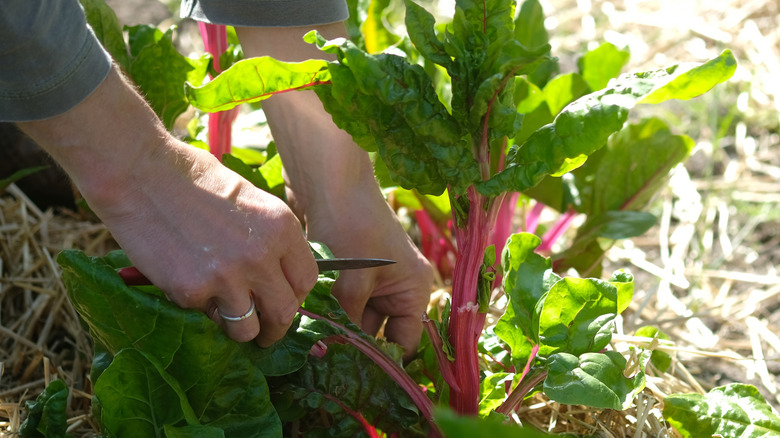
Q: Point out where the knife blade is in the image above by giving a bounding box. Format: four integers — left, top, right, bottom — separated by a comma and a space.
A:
117, 258, 396, 286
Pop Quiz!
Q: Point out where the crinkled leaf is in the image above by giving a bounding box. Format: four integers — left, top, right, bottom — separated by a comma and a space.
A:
537, 277, 618, 356
477, 50, 737, 196
577, 42, 630, 92
127, 26, 210, 129
514, 0, 558, 87
309, 36, 479, 195
185, 57, 331, 113
553, 117, 691, 275
544, 351, 646, 410
663, 384, 780, 438
270, 343, 425, 437
57, 250, 281, 437
19, 379, 71, 438
404, 0, 451, 66
578, 117, 695, 214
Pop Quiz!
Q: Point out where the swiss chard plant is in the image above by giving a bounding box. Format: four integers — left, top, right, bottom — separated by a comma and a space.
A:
27, 0, 780, 437
183, 0, 736, 417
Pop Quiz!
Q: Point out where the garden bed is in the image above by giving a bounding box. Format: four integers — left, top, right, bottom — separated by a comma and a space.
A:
1, 0, 779, 436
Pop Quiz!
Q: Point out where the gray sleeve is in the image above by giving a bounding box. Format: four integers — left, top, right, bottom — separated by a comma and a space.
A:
180, 0, 349, 27
0, 0, 113, 122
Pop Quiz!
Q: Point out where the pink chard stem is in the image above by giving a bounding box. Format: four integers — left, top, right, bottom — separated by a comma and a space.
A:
538, 206, 578, 253
446, 187, 493, 414
525, 201, 545, 235
198, 23, 240, 160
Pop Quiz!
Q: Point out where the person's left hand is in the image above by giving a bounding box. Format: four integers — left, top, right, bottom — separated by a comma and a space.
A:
299, 185, 434, 360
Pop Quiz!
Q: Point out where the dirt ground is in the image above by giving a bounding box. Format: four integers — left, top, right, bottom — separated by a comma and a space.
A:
1, 0, 778, 436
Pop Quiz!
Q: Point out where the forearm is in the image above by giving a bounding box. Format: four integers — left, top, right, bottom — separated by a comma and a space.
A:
235, 24, 378, 219
16, 66, 167, 213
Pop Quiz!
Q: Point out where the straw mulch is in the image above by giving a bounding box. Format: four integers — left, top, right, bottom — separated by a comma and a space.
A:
0, 184, 116, 436
2, 0, 779, 436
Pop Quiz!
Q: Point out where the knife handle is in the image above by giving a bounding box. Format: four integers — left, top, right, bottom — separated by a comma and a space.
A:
118, 266, 153, 286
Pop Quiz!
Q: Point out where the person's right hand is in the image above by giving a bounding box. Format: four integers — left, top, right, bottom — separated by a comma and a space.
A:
101, 140, 319, 346
18, 67, 319, 346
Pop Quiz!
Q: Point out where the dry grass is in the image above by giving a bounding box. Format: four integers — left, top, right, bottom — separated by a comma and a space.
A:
1, 0, 779, 436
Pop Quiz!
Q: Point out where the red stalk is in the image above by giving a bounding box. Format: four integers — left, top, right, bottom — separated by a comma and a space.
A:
198, 23, 240, 160
446, 187, 492, 414
415, 210, 456, 280
495, 344, 541, 415
538, 206, 578, 253
525, 201, 545, 234
322, 393, 383, 438
297, 309, 441, 437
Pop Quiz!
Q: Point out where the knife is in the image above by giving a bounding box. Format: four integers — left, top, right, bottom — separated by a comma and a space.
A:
117, 258, 396, 286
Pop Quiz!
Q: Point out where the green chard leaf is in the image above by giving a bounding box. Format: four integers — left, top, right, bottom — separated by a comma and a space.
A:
19, 379, 72, 438
57, 250, 282, 437
514, 0, 558, 86
495, 233, 559, 367
544, 350, 648, 410
270, 343, 425, 437
79, 0, 130, 69
310, 36, 480, 195
434, 407, 551, 437
95, 349, 197, 436
126, 25, 210, 130
185, 57, 331, 113
537, 277, 619, 357
477, 50, 737, 197
578, 42, 630, 92
553, 117, 693, 275
404, 0, 451, 67
664, 384, 780, 438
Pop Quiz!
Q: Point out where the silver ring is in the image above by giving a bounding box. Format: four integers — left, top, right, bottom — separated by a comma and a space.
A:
218, 299, 256, 322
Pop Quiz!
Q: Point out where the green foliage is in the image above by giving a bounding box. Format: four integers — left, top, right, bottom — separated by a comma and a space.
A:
544, 350, 648, 411
59, 0, 752, 435
19, 380, 73, 438
495, 232, 646, 410
58, 250, 284, 437
79, 0, 210, 130
477, 49, 737, 196
434, 407, 551, 437
57, 250, 425, 436
664, 384, 780, 438
221, 153, 285, 199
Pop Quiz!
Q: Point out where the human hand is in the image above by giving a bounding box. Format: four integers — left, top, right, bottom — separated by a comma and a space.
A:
103, 141, 319, 346
17, 68, 318, 347
300, 185, 434, 359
